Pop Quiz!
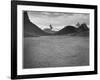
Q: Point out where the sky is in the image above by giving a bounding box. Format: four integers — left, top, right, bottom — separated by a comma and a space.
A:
27, 11, 89, 31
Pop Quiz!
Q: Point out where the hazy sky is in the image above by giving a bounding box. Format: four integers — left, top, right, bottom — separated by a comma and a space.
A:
28, 11, 89, 31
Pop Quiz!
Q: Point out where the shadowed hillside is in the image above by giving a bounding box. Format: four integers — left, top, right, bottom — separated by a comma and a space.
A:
24, 11, 51, 37
74, 23, 89, 36
55, 26, 77, 35
77, 23, 89, 32
55, 23, 89, 36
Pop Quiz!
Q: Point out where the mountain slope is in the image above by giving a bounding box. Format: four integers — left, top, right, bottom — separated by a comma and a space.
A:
77, 23, 89, 32
24, 11, 50, 37
55, 26, 77, 35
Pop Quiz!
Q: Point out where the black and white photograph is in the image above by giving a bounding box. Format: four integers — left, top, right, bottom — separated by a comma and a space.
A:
11, 1, 97, 79
23, 11, 90, 69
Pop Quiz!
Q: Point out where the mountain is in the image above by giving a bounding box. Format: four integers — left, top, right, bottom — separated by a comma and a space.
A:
54, 24, 89, 36
55, 26, 77, 35
72, 23, 89, 36
77, 23, 89, 32
24, 11, 50, 37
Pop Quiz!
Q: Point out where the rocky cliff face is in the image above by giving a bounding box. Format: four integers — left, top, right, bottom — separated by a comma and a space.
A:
24, 11, 50, 37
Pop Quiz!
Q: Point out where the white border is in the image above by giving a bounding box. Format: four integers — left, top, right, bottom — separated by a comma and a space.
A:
17, 5, 94, 75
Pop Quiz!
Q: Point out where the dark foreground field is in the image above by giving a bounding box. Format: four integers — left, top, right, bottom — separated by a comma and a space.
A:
23, 36, 89, 69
